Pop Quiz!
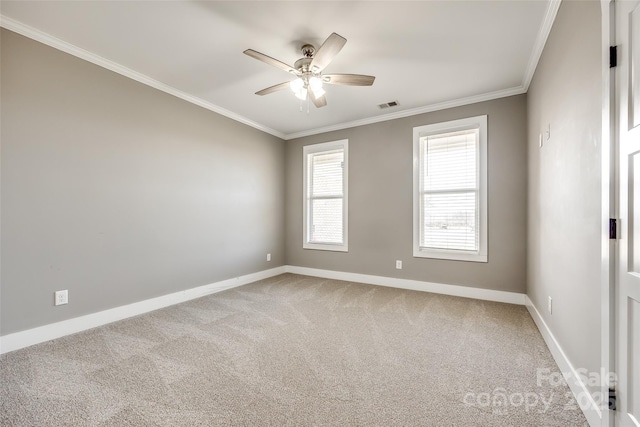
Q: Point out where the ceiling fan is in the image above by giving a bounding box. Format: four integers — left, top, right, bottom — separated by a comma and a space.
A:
244, 33, 375, 108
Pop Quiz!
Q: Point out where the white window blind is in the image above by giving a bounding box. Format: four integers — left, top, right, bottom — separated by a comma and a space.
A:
413, 116, 487, 262
303, 140, 348, 251
420, 129, 479, 251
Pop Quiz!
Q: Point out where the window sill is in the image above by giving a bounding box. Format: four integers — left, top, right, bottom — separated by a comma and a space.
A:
304, 242, 348, 252
413, 248, 487, 263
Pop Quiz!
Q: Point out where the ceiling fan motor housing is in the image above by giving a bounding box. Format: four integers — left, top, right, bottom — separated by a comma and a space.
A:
294, 57, 314, 74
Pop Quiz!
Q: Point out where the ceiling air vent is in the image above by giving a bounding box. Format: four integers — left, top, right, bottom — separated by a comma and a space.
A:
378, 101, 399, 109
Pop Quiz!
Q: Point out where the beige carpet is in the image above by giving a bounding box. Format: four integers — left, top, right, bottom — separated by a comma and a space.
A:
1, 273, 588, 426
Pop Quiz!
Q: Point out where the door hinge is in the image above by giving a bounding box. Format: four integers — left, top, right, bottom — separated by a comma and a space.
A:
610, 45, 618, 68
609, 218, 618, 239
609, 387, 617, 411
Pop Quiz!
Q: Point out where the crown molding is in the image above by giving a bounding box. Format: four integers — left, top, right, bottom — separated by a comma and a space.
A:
284, 0, 562, 141
2, 0, 560, 143
0, 15, 286, 140
283, 85, 526, 140
522, 0, 562, 90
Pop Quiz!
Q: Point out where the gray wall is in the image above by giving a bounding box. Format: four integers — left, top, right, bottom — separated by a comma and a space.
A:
286, 95, 528, 293
1, 2, 602, 373
527, 0, 601, 396
1, 29, 285, 335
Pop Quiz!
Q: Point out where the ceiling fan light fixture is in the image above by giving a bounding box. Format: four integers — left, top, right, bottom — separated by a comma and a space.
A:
309, 76, 323, 91
309, 76, 325, 98
294, 88, 307, 101
290, 77, 307, 100
290, 78, 304, 92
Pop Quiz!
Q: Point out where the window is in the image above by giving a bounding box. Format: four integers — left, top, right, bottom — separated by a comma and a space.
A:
303, 140, 348, 252
413, 116, 487, 262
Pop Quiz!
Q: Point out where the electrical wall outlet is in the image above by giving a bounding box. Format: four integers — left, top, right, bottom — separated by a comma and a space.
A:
266, 253, 271, 262
55, 290, 68, 306
548, 296, 552, 315
395, 260, 402, 269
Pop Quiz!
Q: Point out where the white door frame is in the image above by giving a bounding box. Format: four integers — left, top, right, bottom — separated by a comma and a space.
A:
601, 0, 616, 426
611, 0, 640, 423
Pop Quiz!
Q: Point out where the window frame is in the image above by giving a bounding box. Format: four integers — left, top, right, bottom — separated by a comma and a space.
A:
303, 139, 349, 252
412, 115, 488, 262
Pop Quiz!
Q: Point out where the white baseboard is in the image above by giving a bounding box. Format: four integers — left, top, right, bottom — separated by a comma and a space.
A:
0, 265, 526, 355
525, 296, 602, 427
0, 264, 602, 427
284, 265, 526, 305
0, 266, 286, 355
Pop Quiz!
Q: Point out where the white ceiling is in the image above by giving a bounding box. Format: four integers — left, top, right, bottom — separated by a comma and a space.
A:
0, 1, 557, 139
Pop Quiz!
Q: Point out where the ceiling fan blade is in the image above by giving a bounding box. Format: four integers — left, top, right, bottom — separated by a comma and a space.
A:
309, 33, 347, 72
244, 49, 298, 74
324, 74, 375, 86
309, 88, 327, 108
255, 81, 291, 96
